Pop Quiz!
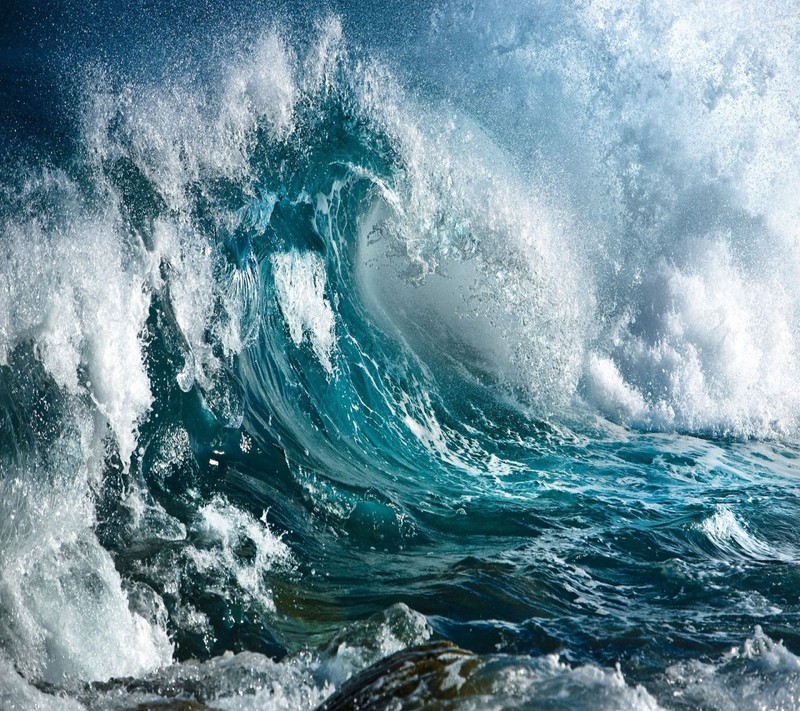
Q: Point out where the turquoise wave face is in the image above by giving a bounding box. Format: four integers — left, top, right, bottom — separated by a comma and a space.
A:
2, 3, 800, 709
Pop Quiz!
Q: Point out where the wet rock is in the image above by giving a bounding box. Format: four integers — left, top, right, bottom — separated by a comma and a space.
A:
316, 640, 480, 710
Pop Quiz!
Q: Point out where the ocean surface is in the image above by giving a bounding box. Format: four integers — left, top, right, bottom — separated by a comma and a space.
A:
2, 1, 800, 708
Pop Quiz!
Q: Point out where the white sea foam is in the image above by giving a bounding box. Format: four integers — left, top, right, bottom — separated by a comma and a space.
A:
698, 505, 796, 563
221, 31, 298, 145
0, 442, 173, 687
0, 169, 174, 685
664, 626, 800, 710
0, 173, 152, 467
584, 234, 800, 437
0, 655, 85, 711
348, 68, 589, 409
187, 495, 295, 613
0, 26, 301, 690
566, 1, 800, 437
373, 0, 800, 438
271, 251, 336, 374
73, 603, 430, 711
475, 655, 663, 711
399, 389, 524, 478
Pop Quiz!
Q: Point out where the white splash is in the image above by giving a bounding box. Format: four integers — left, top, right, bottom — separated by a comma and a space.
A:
272, 251, 336, 374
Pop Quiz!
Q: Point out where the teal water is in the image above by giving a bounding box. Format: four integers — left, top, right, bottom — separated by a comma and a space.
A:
2, 2, 800, 709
